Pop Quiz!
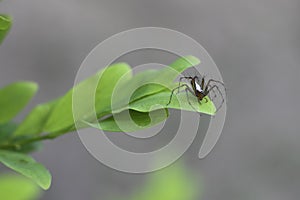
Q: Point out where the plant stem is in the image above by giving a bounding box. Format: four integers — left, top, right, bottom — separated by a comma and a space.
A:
0, 134, 56, 149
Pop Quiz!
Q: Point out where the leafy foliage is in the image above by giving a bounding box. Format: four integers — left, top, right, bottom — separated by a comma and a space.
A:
0, 55, 215, 190
1, 6, 206, 198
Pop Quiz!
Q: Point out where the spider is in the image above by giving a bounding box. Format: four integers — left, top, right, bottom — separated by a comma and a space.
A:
166, 75, 225, 113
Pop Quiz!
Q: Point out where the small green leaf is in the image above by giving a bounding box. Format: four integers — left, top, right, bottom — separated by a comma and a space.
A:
0, 174, 41, 200
0, 82, 38, 124
0, 150, 51, 190
85, 109, 168, 132
0, 15, 12, 44
13, 100, 58, 136
43, 63, 132, 133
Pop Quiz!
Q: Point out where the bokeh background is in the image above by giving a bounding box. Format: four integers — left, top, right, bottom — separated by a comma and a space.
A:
1, 0, 300, 199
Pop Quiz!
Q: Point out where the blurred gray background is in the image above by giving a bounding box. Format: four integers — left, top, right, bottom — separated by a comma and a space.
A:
1, 0, 300, 199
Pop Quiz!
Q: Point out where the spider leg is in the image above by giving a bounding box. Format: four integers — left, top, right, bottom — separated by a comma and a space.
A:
177, 76, 193, 93
205, 85, 219, 108
184, 87, 198, 112
205, 79, 225, 92
179, 76, 193, 80
194, 75, 200, 83
198, 98, 202, 105
203, 78, 226, 112
206, 84, 225, 112
167, 83, 200, 112
167, 83, 191, 106
200, 76, 205, 89
209, 85, 218, 98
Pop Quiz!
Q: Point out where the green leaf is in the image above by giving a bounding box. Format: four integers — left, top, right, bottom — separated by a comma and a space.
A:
13, 100, 58, 136
0, 15, 12, 44
43, 63, 132, 133
85, 109, 168, 132
0, 150, 51, 190
0, 82, 38, 124
0, 174, 41, 200
83, 56, 216, 132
